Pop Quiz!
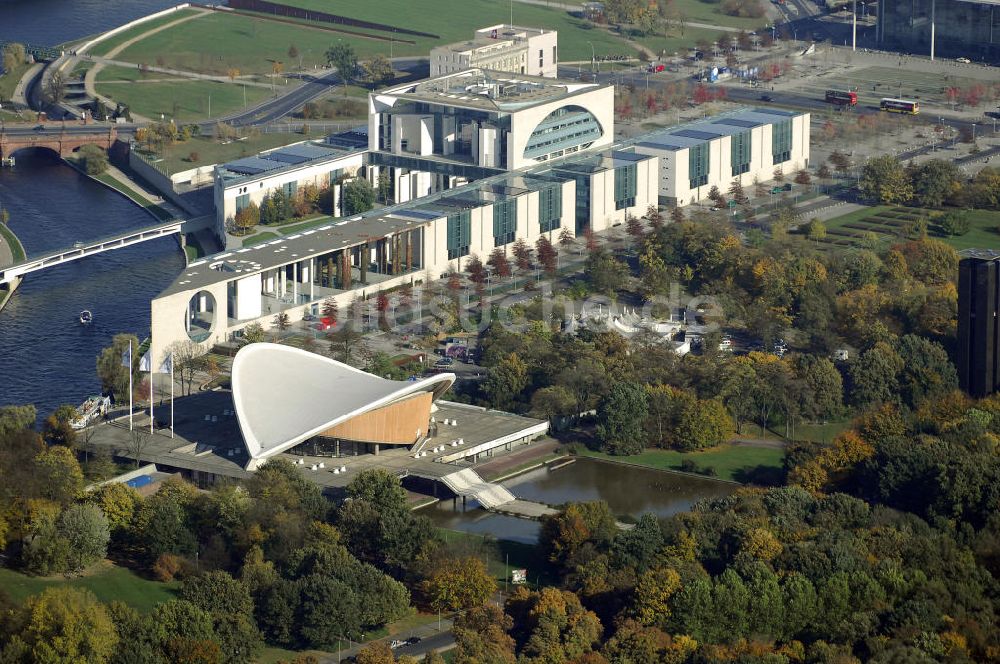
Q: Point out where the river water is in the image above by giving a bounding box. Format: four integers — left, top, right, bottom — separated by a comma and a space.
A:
420, 458, 737, 543
0, 150, 185, 417
0, 3, 188, 416
0, 0, 181, 46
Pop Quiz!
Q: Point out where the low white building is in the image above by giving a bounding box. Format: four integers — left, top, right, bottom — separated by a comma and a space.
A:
430, 24, 558, 78
213, 135, 367, 228
631, 108, 810, 207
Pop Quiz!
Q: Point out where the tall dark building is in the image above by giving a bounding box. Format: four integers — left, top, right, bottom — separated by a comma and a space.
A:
877, 0, 1000, 62
957, 250, 1000, 397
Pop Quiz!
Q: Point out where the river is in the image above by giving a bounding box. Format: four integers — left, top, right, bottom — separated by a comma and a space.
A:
0, 150, 185, 417
420, 458, 737, 543
0, 0, 181, 46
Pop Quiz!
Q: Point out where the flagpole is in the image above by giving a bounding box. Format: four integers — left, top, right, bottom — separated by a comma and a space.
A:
128, 340, 133, 431
170, 355, 175, 439
149, 361, 154, 435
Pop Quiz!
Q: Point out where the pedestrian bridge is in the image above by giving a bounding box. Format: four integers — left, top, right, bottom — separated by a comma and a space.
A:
0, 218, 202, 286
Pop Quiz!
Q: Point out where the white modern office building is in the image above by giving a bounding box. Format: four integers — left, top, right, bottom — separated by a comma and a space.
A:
213, 134, 367, 228
632, 108, 810, 207
368, 69, 614, 203
430, 24, 558, 78
151, 146, 657, 366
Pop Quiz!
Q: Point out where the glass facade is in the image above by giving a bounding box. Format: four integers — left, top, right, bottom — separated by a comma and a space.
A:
772, 120, 792, 165
235, 194, 250, 212
879, 0, 1000, 61
524, 106, 602, 160
447, 210, 471, 260
492, 198, 517, 247
614, 164, 637, 210
538, 185, 562, 233
731, 131, 751, 176
283, 181, 297, 197
688, 144, 709, 189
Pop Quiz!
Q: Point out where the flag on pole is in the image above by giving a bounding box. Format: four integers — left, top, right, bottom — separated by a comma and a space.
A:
158, 354, 173, 374
139, 350, 152, 372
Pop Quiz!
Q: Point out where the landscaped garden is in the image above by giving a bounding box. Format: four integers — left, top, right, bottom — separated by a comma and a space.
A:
817, 205, 1000, 252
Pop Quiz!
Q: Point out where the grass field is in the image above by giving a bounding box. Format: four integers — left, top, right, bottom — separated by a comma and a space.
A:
0, 222, 26, 262
577, 444, 786, 484
819, 204, 1000, 252
0, 564, 177, 612
437, 528, 557, 588
87, 8, 202, 57
94, 64, 186, 84
0, 60, 33, 102
142, 130, 312, 174
95, 77, 272, 122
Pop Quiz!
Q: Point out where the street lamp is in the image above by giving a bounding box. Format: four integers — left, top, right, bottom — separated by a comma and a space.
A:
587, 41, 597, 74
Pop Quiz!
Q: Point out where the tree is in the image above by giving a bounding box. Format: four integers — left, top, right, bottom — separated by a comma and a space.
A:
453, 604, 516, 664
233, 202, 260, 235
166, 340, 207, 396
272, 311, 291, 338
807, 218, 827, 242
938, 210, 970, 236
794, 169, 812, 185
860, 155, 913, 204
585, 250, 629, 295
33, 444, 84, 505
507, 587, 602, 662
728, 179, 748, 204
288, 44, 299, 62
321, 297, 339, 323
483, 353, 528, 411
421, 556, 497, 612
58, 503, 111, 572
487, 247, 512, 280
326, 42, 358, 84
708, 185, 725, 207
44, 70, 67, 104
241, 321, 266, 346
676, 397, 733, 451
96, 333, 141, 404
328, 325, 364, 364
2, 42, 26, 71
342, 179, 376, 215
42, 404, 77, 448
597, 382, 649, 456
5, 587, 118, 663
126, 429, 150, 469
910, 159, 960, 207
87, 482, 141, 534
850, 342, 903, 408
181, 571, 263, 663
362, 55, 394, 89
78, 144, 109, 175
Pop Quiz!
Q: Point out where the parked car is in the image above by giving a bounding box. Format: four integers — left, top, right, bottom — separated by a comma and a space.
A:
406, 637, 422, 645
956, 57, 972, 64
759, 94, 774, 102
434, 357, 454, 367
389, 640, 405, 650
301, 313, 316, 322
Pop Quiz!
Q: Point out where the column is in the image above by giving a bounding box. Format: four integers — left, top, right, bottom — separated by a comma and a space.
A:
309, 258, 315, 300
360, 242, 368, 285
293, 262, 298, 303
406, 230, 413, 272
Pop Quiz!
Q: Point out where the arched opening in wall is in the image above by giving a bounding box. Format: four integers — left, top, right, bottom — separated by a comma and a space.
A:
523, 105, 603, 162
186, 290, 216, 342
6, 146, 62, 164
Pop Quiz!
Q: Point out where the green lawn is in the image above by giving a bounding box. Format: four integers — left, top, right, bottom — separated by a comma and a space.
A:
95, 77, 272, 122
0, 564, 177, 612
94, 64, 186, 84
436, 528, 557, 588
0, 60, 33, 102
243, 231, 281, 246
819, 204, 1000, 252
577, 444, 786, 484
144, 131, 312, 175
793, 419, 852, 444
87, 8, 202, 57
0, 222, 26, 262
634, 26, 728, 59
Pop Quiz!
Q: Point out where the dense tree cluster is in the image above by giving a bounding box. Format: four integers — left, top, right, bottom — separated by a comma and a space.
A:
860, 156, 1000, 209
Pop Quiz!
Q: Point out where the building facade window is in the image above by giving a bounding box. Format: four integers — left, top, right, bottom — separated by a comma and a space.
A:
492, 198, 517, 246
283, 180, 298, 198
688, 143, 709, 189
772, 120, 792, 165
731, 130, 751, 176
538, 185, 562, 233
614, 163, 637, 210
523, 105, 601, 160
447, 210, 471, 260
235, 194, 250, 212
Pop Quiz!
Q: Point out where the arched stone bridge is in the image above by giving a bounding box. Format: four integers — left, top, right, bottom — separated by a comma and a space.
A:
0, 126, 118, 160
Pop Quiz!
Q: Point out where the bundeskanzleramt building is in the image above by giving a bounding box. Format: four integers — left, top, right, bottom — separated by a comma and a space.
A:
430, 25, 558, 78
877, 0, 1000, 61
631, 108, 810, 207
957, 250, 1000, 397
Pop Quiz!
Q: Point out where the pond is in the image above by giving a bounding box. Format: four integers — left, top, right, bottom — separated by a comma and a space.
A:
420, 457, 737, 543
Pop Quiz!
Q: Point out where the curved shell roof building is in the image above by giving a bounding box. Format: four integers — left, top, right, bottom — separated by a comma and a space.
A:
232, 343, 455, 469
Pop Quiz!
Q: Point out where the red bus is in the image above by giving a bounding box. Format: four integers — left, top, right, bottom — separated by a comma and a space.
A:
825, 89, 858, 106
880, 98, 919, 114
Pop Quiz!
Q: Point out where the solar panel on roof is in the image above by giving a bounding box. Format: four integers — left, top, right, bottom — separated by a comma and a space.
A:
712, 118, 760, 128
671, 129, 722, 140
636, 140, 683, 151
225, 156, 285, 175
612, 151, 646, 161
265, 152, 310, 164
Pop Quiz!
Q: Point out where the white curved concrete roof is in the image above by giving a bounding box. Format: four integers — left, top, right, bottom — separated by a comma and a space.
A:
231, 343, 455, 467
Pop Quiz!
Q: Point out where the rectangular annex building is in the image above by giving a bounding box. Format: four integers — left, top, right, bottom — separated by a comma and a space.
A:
430, 24, 559, 78
631, 108, 810, 207
213, 132, 368, 229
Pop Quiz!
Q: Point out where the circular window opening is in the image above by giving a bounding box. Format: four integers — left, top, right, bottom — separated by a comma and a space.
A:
186, 290, 216, 342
